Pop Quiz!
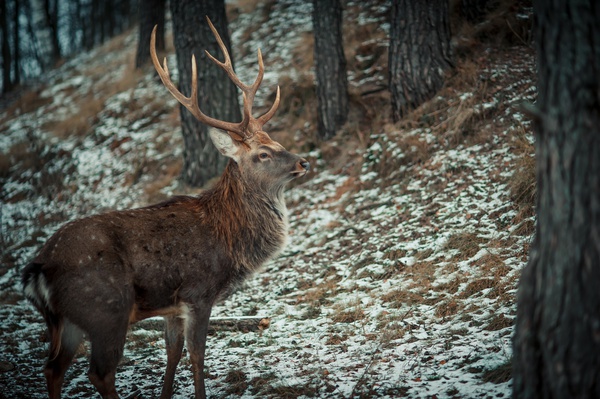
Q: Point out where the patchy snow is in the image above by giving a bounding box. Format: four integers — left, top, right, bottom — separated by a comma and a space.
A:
0, 1, 537, 398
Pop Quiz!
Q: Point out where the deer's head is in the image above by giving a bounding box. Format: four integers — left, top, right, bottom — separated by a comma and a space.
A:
150, 17, 309, 191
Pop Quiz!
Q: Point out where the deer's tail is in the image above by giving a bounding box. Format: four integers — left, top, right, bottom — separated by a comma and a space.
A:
22, 262, 63, 359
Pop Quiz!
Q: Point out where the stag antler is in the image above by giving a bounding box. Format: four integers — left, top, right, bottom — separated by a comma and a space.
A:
150, 17, 280, 141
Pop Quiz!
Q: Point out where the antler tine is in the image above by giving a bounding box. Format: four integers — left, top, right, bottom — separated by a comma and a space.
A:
150, 25, 246, 140
204, 17, 244, 88
205, 16, 268, 135
152, 19, 278, 139
256, 85, 280, 126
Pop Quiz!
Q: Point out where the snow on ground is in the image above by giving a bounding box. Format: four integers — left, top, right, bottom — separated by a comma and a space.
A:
0, 1, 535, 398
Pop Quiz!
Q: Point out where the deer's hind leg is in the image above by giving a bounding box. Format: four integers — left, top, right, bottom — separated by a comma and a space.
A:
87, 315, 130, 399
44, 318, 84, 399
82, 277, 134, 398
159, 315, 185, 399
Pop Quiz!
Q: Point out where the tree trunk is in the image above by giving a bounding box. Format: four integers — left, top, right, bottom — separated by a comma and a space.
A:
388, 0, 453, 122
23, 0, 44, 73
170, 0, 241, 187
43, 0, 60, 62
11, 0, 19, 86
312, 0, 349, 141
135, 0, 165, 68
82, 0, 94, 49
0, 0, 12, 93
512, 1, 600, 398
460, 0, 497, 23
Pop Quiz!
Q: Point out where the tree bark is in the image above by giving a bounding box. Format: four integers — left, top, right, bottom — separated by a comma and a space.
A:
43, 0, 60, 62
0, 0, 13, 93
11, 0, 19, 86
388, 0, 453, 122
512, 1, 600, 398
135, 0, 165, 68
312, 0, 349, 141
170, 0, 241, 187
460, 0, 497, 23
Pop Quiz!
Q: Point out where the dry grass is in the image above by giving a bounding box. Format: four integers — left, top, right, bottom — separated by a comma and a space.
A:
508, 127, 536, 236
509, 155, 536, 209
331, 298, 366, 324
226, 0, 266, 16
267, 384, 318, 399
142, 161, 183, 204
452, 0, 534, 58
460, 278, 496, 298
359, 132, 433, 187
41, 96, 106, 139
434, 276, 465, 295
379, 321, 406, 346
381, 289, 425, 309
274, 73, 318, 147
484, 313, 513, 331
247, 372, 317, 398
482, 360, 512, 384
0, 141, 31, 180
435, 299, 463, 319
325, 334, 348, 346
403, 260, 438, 292
445, 232, 486, 260
41, 58, 143, 140
290, 31, 314, 73
476, 251, 511, 277
295, 274, 342, 320
398, 134, 432, 166
247, 373, 277, 396
224, 369, 249, 396
0, 86, 52, 122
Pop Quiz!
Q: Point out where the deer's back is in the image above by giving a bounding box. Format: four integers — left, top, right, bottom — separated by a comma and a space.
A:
33, 197, 243, 317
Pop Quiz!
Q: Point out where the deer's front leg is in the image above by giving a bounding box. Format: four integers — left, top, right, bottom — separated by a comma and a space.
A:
160, 315, 185, 399
184, 304, 211, 399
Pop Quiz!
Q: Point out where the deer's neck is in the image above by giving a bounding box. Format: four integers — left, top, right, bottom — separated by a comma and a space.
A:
202, 162, 288, 271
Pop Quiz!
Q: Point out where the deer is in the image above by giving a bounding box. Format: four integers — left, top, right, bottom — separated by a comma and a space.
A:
21, 17, 309, 399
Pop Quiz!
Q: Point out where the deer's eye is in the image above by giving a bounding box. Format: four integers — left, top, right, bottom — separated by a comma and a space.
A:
259, 152, 270, 160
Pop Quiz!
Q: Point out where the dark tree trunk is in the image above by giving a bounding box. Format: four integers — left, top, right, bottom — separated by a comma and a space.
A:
95, 0, 104, 45
512, 1, 600, 398
11, 0, 19, 85
82, 0, 94, 49
312, 0, 349, 141
43, 0, 60, 62
70, 0, 81, 52
0, 0, 12, 93
23, 0, 43, 73
170, 0, 241, 187
135, 0, 165, 68
460, 0, 497, 23
389, 0, 453, 122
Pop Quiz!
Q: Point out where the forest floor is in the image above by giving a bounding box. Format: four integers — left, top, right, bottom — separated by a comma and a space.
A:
0, 1, 536, 398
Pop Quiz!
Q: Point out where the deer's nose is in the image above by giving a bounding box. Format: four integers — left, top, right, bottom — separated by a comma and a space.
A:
300, 159, 310, 171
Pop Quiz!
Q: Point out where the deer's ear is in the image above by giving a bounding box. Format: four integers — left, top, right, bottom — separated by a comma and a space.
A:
209, 129, 240, 162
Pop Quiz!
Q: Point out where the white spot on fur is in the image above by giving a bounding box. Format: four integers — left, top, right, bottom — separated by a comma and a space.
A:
61, 319, 84, 351
24, 274, 53, 312
23, 282, 38, 304
179, 303, 191, 331
37, 276, 51, 306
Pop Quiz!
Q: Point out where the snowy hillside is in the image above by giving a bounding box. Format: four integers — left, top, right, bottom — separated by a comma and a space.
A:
0, 1, 535, 398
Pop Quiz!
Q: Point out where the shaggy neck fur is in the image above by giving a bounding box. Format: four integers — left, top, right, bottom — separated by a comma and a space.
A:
198, 161, 289, 272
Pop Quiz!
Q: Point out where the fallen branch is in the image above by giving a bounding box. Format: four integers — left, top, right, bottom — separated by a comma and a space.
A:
133, 316, 271, 335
